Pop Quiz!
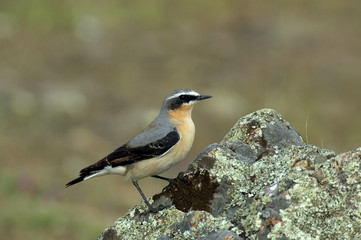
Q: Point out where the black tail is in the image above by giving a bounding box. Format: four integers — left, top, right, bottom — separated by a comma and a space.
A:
65, 176, 84, 188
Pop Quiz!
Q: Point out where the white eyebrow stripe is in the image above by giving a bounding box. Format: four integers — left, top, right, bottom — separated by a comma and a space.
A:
166, 91, 200, 100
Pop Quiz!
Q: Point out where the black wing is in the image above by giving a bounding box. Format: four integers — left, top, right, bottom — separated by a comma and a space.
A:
127, 130, 180, 161
66, 128, 180, 187
107, 128, 179, 163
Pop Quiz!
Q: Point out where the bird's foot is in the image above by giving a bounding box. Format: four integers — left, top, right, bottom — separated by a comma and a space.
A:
175, 172, 192, 185
152, 175, 179, 186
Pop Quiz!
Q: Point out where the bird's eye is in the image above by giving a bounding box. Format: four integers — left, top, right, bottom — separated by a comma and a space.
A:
179, 95, 186, 100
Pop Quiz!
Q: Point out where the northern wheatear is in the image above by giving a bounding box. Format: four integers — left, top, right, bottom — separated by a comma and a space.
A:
66, 89, 211, 212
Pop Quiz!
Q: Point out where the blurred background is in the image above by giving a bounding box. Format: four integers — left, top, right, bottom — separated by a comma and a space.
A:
1, 0, 360, 239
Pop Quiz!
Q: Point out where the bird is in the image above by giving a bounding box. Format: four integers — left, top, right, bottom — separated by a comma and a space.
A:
65, 89, 211, 212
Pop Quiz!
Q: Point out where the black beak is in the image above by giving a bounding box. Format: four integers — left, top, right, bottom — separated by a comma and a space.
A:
197, 95, 212, 101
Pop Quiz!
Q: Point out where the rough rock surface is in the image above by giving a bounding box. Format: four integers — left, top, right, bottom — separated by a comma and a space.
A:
99, 109, 361, 240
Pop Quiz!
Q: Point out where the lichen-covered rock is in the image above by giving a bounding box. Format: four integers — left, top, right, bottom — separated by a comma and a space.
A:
99, 109, 361, 240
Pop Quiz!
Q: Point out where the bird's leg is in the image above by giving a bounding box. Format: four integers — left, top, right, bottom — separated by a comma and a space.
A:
151, 175, 178, 185
132, 180, 157, 213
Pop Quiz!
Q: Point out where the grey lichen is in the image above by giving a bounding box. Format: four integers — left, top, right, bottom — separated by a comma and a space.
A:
110, 207, 184, 239
101, 207, 236, 240
99, 109, 361, 240
269, 148, 361, 240
221, 108, 304, 152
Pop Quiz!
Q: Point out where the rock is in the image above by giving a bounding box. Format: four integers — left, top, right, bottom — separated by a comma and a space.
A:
99, 109, 361, 240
